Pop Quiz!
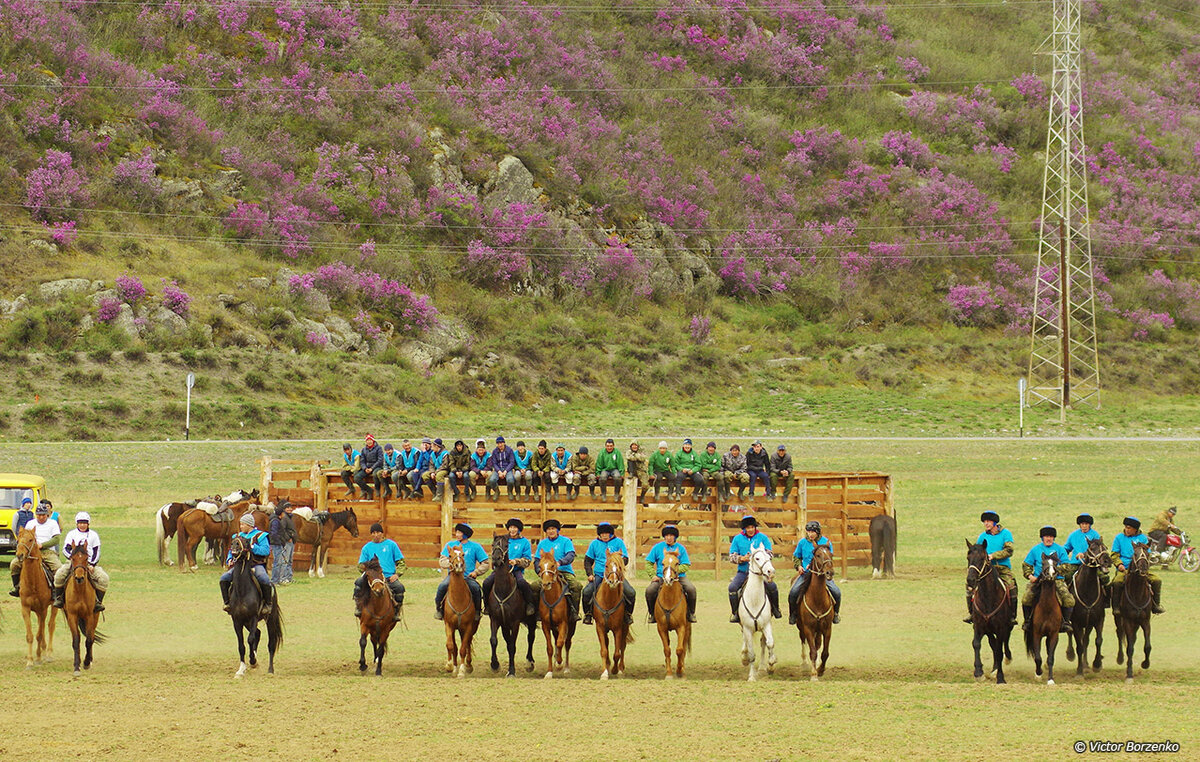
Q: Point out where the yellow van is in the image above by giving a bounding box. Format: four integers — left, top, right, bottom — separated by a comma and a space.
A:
0, 474, 48, 557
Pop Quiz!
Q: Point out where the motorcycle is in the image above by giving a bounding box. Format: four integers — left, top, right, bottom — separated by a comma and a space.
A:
1149, 530, 1199, 573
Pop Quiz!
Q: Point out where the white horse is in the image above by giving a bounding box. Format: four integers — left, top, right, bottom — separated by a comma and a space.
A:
738, 547, 778, 681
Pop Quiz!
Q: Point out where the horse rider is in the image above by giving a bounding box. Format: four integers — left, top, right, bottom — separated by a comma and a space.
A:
1062, 513, 1106, 586
728, 515, 781, 622
964, 510, 1018, 626
435, 523, 489, 620
644, 525, 698, 623
581, 521, 636, 626
481, 517, 537, 617
221, 512, 273, 614
10, 499, 61, 598
788, 520, 841, 625
354, 522, 405, 621
53, 511, 109, 612
531, 519, 582, 621
1147, 506, 1181, 554
1020, 526, 1074, 632
1109, 516, 1164, 615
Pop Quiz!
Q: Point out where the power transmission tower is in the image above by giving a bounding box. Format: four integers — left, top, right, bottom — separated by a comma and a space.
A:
1027, 0, 1100, 418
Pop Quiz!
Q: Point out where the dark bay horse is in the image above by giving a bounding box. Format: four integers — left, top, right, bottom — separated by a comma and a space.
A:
594, 550, 634, 680
537, 551, 576, 679
486, 534, 536, 677
1065, 538, 1109, 675
15, 527, 56, 667
176, 490, 258, 571
64, 542, 105, 676
654, 550, 690, 679
797, 544, 835, 681
227, 535, 283, 677
869, 513, 897, 579
1115, 545, 1153, 683
966, 540, 1014, 684
294, 507, 359, 578
356, 558, 397, 676
1024, 552, 1063, 685
442, 545, 478, 678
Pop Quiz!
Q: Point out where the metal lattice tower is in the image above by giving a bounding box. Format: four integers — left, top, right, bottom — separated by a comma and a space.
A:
1027, 0, 1100, 414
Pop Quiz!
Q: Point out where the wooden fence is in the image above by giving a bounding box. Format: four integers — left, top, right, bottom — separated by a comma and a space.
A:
260, 458, 893, 579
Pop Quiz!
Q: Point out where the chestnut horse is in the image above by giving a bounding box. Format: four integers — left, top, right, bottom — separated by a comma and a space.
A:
1115, 545, 1154, 683
64, 542, 105, 676
293, 507, 360, 578
966, 540, 1014, 684
594, 550, 634, 680
797, 544, 835, 680
175, 490, 257, 571
15, 528, 56, 667
442, 545, 478, 678
537, 551, 576, 679
654, 550, 690, 679
1065, 538, 1109, 675
1024, 551, 1063, 685
356, 558, 397, 676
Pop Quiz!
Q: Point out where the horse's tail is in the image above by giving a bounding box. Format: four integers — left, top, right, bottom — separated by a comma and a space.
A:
683, 619, 692, 654
155, 505, 168, 565
266, 597, 284, 652
176, 519, 189, 568
92, 627, 108, 644
1023, 589, 1037, 657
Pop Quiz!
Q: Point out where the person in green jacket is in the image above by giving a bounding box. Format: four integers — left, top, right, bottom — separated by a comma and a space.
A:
626, 441, 649, 502
673, 438, 704, 501
648, 441, 675, 501
594, 438, 625, 502
530, 439, 553, 499
697, 441, 723, 501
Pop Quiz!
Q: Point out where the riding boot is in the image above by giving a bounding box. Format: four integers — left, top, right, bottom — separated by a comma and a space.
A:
260, 585, 274, 617
8, 570, 18, 597
525, 484, 531, 497
465, 485, 475, 503
1151, 579, 1165, 614
433, 484, 444, 502
686, 592, 697, 623
434, 596, 444, 620
833, 592, 841, 624
221, 579, 232, 613
53, 586, 65, 609
582, 589, 594, 625
1060, 606, 1074, 632
737, 485, 746, 500
728, 590, 741, 623
768, 586, 782, 619
93, 589, 106, 613
653, 485, 660, 500
963, 593, 974, 623
624, 594, 636, 625
646, 594, 657, 623
1021, 603, 1033, 631
788, 605, 798, 626
1010, 594, 1019, 627
588, 485, 596, 500
393, 598, 403, 622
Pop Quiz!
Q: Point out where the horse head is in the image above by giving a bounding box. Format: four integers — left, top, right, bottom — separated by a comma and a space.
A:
224, 489, 247, 504
14, 527, 37, 563
343, 507, 360, 538
1039, 552, 1058, 586
811, 544, 834, 578
229, 534, 252, 563
966, 541, 992, 588
749, 547, 775, 582
1081, 538, 1110, 569
662, 550, 680, 586
70, 541, 90, 582
363, 558, 386, 596
537, 551, 558, 586
604, 550, 626, 588
491, 534, 509, 566
447, 544, 466, 574
1130, 544, 1151, 576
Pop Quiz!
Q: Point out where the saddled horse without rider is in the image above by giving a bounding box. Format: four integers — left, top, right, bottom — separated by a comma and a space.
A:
292, 505, 359, 578
176, 489, 258, 571
738, 547, 777, 681
796, 544, 835, 681
226, 534, 283, 678
486, 534, 536, 677
1065, 538, 1109, 676
966, 540, 1014, 684
63, 542, 106, 676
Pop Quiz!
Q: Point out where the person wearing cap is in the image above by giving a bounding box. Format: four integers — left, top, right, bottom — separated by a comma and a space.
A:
674, 439, 704, 501
468, 439, 493, 502
788, 520, 841, 625
394, 439, 419, 499
353, 522, 405, 621
339, 443, 361, 498
644, 525, 698, 623
648, 441, 675, 501
581, 521, 635, 625
728, 515, 781, 622
408, 438, 433, 499
1062, 513, 1104, 585
625, 441, 649, 501
435, 523, 489, 619
964, 511, 1018, 625
1110, 517, 1164, 615
530, 440, 553, 499
1020, 526, 1074, 632
10, 499, 61, 598
513, 441, 535, 499
482, 518, 536, 617
220, 512, 272, 614
770, 445, 794, 502
355, 434, 383, 500
445, 440, 473, 500
424, 438, 450, 501
722, 443, 750, 501
54, 511, 109, 612
375, 443, 400, 500
14, 496, 35, 535
745, 440, 773, 498
594, 439, 625, 503
489, 436, 517, 501
530, 519, 582, 621
567, 446, 597, 500
549, 444, 572, 500
697, 442, 723, 501
1147, 506, 1181, 554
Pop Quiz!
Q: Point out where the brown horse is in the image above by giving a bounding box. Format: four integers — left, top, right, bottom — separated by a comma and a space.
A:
966, 540, 1014, 684
1065, 538, 1109, 675
442, 545, 479, 678
357, 558, 397, 676
594, 550, 634, 680
537, 551, 576, 679
1115, 544, 1154, 683
15, 528, 57, 667
175, 490, 259, 571
654, 550, 690, 679
797, 544, 835, 680
154, 500, 205, 565
1024, 551, 1063, 684
294, 507, 360, 578
64, 542, 105, 676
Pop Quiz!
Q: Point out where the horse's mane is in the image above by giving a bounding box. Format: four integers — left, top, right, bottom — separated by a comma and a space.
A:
363, 557, 382, 573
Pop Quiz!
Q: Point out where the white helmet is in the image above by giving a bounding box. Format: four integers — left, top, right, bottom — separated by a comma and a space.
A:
74, 511, 91, 523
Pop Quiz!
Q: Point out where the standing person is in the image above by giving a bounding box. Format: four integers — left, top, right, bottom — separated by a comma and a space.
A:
10, 500, 61, 597
1110, 517, 1164, 615
531, 519, 582, 621
353, 523, 404, 621
594, 439, 625, 503
648, 441, 675, 501
581, 521, 635, 625
697, 442, 723, 501
54, 511, 109, 612
339, 443, 360, 498
376, 443, 400, 499
280, 501, 297, 584
394, 440, 418, 499
549, 444, 572, 500
1020, 526, 1074, 632
269, 504, 288, 585
513, 441, 535, 498
567, 446, 597, 500
770, 444, 794, 502
355, 434, 383, 500
468, 439, 493, 503
530, 440, 553, 499
673, 439, 704, 501
625, 441, 649, 502
220, 513, 272, 614
964, 511, 1018, 625
490, 436, 517, 502
722, 443, 749, 501
644, 525, 698, 623
435, 523, 489, 620
788, 521, 841, 625
13, 496, 34, 536
745, 440, 772, 498
409, 437, 433, 499
727, 515, 781, 622
445, 439, 472, 500
425, 438, 450, 501
481, 518, 536, 617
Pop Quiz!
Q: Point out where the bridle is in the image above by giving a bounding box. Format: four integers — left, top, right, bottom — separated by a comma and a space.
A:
539, 556, 566, 612
1072, 543, 1109, 611
967, 548, 1010, 621
604, 554, 625, 589
740, 549, 775, 628
1121, 547, 1153, 613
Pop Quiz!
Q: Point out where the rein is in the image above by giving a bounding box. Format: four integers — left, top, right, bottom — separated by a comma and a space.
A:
539, 570, 567, 613
1071, 560, 1104, 611
1122, 559, 1154, 614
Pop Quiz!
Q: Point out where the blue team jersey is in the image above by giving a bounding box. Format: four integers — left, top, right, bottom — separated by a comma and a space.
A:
729, 531, 773, 572
552, 451, 572, 470
585, 537, 629, 577
1023, 542, 1070, 578
358, 539, 404, 575
536, 535, 576, 574
975, 527, 1015, 568
513, 450, 533, 469
227, 529, 269, 563
441, 539, 489, 575
506, 536, 533, 576
1064, 527, 1101, 562
646, 540, 690, 577
1111, 532, 1150, 566
793, 536, 832, 572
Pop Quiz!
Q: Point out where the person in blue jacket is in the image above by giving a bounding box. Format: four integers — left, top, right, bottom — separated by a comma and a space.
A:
339, 443, 360, 497
512, 441, 535, 499
424, 438, 450, 501
353, 522, 405, 621
482, 517, 536, 617
435, 523, 489, 619
1109, 516, 1164, 615
220, 513, 273, 613
530, 519, 581, 621
581, 521, 635, 626
964, 510, 1018, 626
644, 525, 698, 623
1062, 513, 1106, 585
376, 443, 400, 499
788, 520, 841, 625
549, 444, 572, 500
1020, 526, 1074, 632
728, 515, 781, 622
489, 436, 517, 501
468, 439, 492, 503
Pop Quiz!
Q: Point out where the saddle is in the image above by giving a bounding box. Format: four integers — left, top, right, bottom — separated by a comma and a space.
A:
198, 501, 235, 522
291, 506, 315, 523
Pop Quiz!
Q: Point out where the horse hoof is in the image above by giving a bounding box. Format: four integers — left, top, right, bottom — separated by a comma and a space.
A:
1125, 677, 1134, 684
975, 675, 985, 683
741, 655, 751, 666
1046, 679, 1055, 686
988, 670, 996, 678
561, 667, 569, 676
665, 674, 674, 680
748, 674, 757, 682
73, 670, 81, 677
544, 671, 554, 680
444, 662, 454, 673
505, 673, 515, 679
810, 675, 819, 682
767, 664, 776, 675
525, 662, 534, 673
600, 671, 609, 681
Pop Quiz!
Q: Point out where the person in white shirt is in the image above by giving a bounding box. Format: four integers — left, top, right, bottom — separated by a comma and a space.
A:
53, 511, 109, 612
9, 500, 61, 597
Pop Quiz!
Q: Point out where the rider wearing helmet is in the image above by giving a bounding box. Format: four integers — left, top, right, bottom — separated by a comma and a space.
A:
1020, 526, 1074, 632
727, 515, 781, 622
54, 511, 109, 612
1147, 506, 1181, 553
1109, 517, 1164, 615
9, 499, 61, 598
581, 521, 635, 626
964, 510, 1018, 626
788, 520, 841, 625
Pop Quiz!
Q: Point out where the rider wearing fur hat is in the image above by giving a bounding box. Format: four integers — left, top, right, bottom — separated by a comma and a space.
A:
644, 525, 698, 623
789, 520, 841, 625
728, 515, 781, 622
530, 519, 582, 620
435, 523, 489, 619
1062, 513, 1106, 586
1110, 516, 1164, 615
964, 510, 1018, 626
581, 521, 635, 625
1020, 526, 1074, 632
482, 517, 536, 617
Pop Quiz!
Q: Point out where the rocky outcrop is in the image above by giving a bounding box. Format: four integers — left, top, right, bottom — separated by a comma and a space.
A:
485, 155, 541, 208
38, 278, 99, 300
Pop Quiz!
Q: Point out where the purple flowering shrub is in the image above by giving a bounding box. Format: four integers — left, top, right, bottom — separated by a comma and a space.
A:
95, 297, 122, 324
115, 274, 147, 304
161, 280, 192, 317
289, 263, 436, 333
